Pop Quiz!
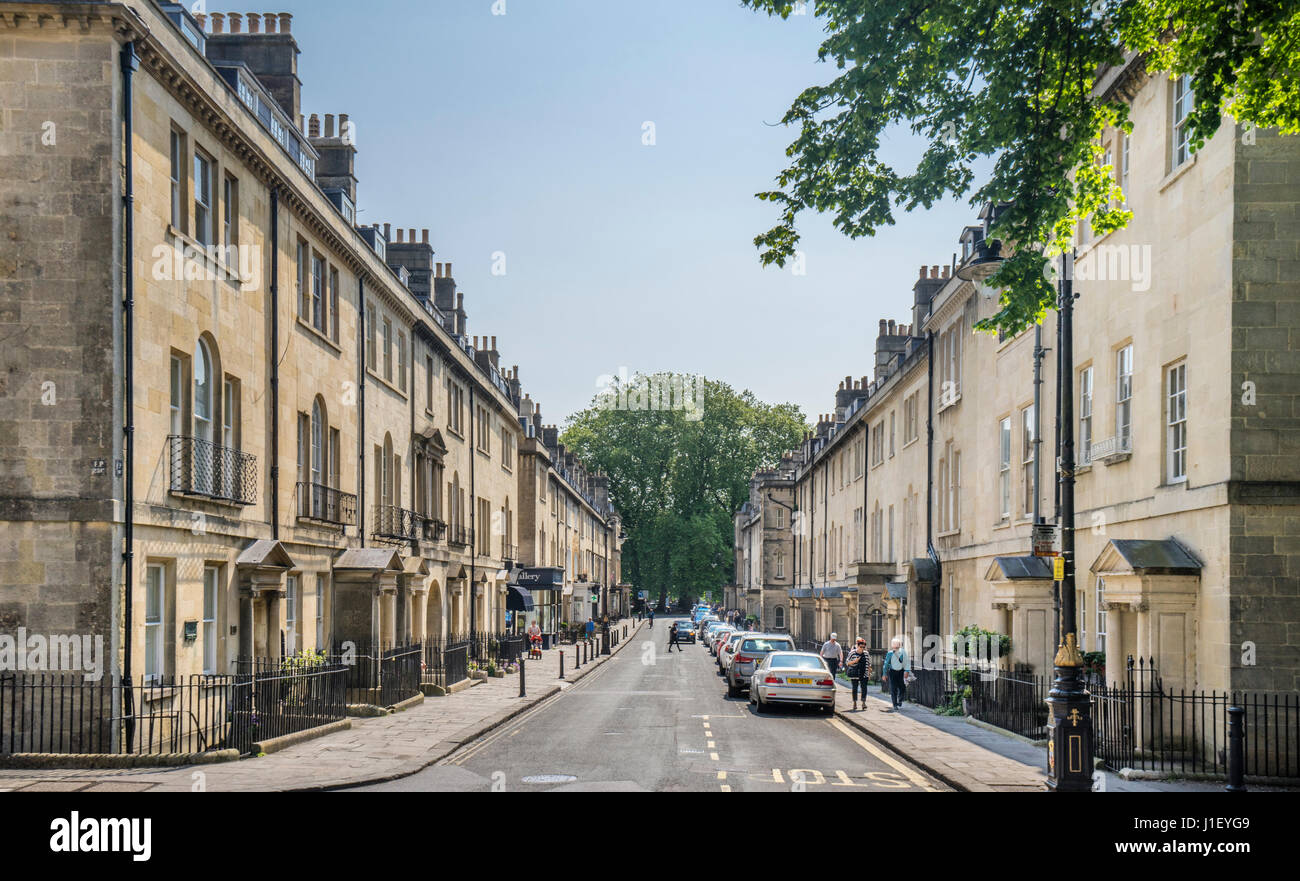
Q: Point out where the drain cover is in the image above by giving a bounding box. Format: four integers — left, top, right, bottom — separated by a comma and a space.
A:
520, 774, 578, 784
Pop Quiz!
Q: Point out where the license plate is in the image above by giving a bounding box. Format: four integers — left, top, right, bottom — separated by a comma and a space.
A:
788, 677, 813, 685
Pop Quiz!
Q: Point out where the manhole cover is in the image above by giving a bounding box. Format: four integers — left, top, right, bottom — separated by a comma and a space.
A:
520, 774, 578, 784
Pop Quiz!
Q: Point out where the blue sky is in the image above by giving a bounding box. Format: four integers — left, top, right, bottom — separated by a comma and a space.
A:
273, 0, 983, 426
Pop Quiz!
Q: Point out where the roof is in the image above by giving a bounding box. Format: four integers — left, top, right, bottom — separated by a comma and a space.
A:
886, 581, 908, 600
985, 555, 1055, 581
333, 548, 404, 572
1091, 538, 1202, 576
235, 540, 295, 570
909, 557, 938, 584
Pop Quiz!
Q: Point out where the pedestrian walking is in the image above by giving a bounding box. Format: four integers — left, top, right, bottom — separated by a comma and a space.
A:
667, 622, 681, 652
585, 617, 595, 643
883, 636, 912, 710
648, 607, 655, 628
819, 632, 844, 678
845, 637, 873, 710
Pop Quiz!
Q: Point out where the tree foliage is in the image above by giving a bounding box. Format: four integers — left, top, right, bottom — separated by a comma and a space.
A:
743, 0, 1300, 334
562, 374, 805, 608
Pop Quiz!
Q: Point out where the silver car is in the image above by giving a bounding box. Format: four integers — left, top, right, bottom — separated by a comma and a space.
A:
726, 633, 796, 697
718, 631, 751, 675
704, 623, 732, 651
749, 651, 836, 714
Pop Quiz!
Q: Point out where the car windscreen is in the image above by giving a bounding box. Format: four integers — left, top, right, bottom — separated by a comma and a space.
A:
743, 638, 795, 653
766, 654, 827, 671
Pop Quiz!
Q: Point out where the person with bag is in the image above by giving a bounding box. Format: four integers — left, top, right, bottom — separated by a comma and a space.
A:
884, 635, 911, 711
844, 637, 873, 711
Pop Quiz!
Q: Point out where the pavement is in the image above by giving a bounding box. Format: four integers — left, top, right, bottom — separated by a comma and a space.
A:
0, 621, 644, 793
831, 677, 1294, 792
355, 616, 949, 792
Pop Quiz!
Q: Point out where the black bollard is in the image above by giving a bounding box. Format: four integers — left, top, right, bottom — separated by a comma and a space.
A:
519, 654, 526, 697
1226, 705, 1246, 792
559, 649, 565, 680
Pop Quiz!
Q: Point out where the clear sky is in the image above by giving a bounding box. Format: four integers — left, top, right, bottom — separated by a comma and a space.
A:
273, 0, 984, 427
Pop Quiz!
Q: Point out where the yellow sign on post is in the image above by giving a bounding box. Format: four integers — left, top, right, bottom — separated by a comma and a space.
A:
1053, 556, 1065, 581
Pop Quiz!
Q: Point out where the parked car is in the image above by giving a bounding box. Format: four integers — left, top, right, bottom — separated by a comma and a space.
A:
749, 651, 836, 714
727, 634, 797, 697
718, 631, 748, 674
706, 625, 734, 653
702, 622, 729, 648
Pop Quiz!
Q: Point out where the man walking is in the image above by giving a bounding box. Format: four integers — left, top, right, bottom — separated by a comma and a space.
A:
648, 607, 655, 629
667, 621, 682, 652
820, 632, 844, 678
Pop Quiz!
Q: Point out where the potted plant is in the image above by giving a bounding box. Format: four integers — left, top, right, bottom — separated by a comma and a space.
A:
960, 685, 974, 715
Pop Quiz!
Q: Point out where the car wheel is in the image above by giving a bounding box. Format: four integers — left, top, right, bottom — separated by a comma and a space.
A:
727, 682, 740, 699
754, 694, 766, 714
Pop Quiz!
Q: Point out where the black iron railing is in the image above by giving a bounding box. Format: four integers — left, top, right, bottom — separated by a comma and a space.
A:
455, 631, 525, 668
296, 481, 357, 525
371, 505, 423, 542
322, 642, 423, 707
502, 543, 519, 563
448, 524, 473, 547
421, 639, 470, 689
168, 435, 257, 504
423, 518, 447, 542
968, 670, 1049, 740
1092, 656, 1300, 781
1, 665, 346, 758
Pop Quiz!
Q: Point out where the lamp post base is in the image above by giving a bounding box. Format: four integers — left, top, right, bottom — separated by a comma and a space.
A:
1045, 656, 1094, 792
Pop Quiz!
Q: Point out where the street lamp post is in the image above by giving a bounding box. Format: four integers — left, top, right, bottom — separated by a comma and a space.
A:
955, 211, 1092, 792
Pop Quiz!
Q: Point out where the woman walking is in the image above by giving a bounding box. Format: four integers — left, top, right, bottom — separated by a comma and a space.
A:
844, 638, 873, 711
883, 636, 911, 711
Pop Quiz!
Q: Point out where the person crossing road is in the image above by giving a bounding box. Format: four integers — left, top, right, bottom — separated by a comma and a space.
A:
667, 621, 682, 652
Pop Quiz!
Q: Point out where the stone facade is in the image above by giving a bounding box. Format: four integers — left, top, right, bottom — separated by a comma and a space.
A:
0, 1, 620, 686
732, 457, 796, 631
739, 60, 1300, 693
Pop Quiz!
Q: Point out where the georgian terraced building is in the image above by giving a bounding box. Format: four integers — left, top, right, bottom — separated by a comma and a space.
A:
736, 55, 1300, 693
0, 0, 622, 682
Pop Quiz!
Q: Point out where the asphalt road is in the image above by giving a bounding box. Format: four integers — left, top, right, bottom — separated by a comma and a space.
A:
349, 617, 947, 792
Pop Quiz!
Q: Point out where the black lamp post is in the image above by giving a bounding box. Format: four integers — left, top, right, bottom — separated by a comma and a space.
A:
955, 209, 1092, 792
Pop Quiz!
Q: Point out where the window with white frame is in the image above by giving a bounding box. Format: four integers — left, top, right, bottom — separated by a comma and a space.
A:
382, 318, 393, 382
311, 252, 325, 333
223, 174, 238, 248
1096, 577, 1107, 654
1172, 74, 1194, 169
397, 331, 407, 392
1120, 129, 1131, 205
999, 417, 1011, 520
775, 550, 785, 578
1116, 345, 1133, 446
170, 129, 184, 230
203, 566, 218, 674
145, 564, 165, 682
1166, 360, 1187, 483
286, 574, 300, 655
1079, 366, 1093, 464
366, 303, 377, 370
316, 574, 326, 649
1021, 405, 1035, 518
193, 149, 214, 246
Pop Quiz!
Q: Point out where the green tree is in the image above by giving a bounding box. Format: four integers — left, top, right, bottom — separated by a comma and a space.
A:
563, 373, 805, 610
743, 0, 1300, 335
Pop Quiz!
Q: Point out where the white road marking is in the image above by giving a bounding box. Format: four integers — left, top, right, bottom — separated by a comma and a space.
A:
828, 718, 939, 791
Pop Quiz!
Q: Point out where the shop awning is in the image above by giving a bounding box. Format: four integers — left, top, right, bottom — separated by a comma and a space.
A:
507, 584, 535, 612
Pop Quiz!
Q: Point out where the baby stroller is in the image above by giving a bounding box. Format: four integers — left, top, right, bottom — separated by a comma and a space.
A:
528, 634, 543, 660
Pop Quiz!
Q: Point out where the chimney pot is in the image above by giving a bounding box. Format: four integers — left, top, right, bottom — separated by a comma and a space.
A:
383, 223, 391, 240
247, 12, 261, 33
396, 228, 404, 243
435, 262, 443, 277
422, 229, 429, 244
491, 336, 497, 351
942, 265, 950, 278
307, 114, 320, 138
229, 12, 242, 33
263, 12, 277, 33
446, 262, 453, 276
195, 12, 207, 29
861, 376, 868, 388
888, 320, 897, 335
408, 228, 415, 244
879, 319, 887, 335
210, 12, 224, 33
324, 113, 335, 137
457, 292, 464, 308
932, 264, 940, 278
279, 13, 292, 34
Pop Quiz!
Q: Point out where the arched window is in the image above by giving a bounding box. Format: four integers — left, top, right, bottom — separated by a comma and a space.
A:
193, 339, 215, 494
774, 606, 786, 629
311, 398, 325, 487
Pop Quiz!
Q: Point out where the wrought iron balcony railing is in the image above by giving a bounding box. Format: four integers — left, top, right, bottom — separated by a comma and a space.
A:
448, 524, 473, 547
371, 505, 423, 542
502, 543, 519, 563
296, 482, 357, 525
1088, 433, 1132, 465
168, 435, 257, 505
423, 518, 448, 542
